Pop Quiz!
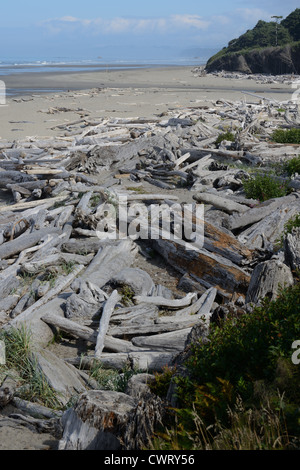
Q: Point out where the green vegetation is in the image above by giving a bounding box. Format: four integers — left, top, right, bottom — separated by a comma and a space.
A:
243, 172, 291, 202
281, 8, 300, 42
83, 358, 138, 393
150, 283, 300, 450
215, 131, 235, 147
119, 285, 135, 306
284, 156, 300, 176
0, 326, 60, 408
283, 213, 300, 238
206, 9, 300, 68
271, 129, 300, 145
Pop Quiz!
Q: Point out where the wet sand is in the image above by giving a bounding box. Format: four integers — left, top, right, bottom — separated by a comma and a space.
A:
0, 66, 295, 141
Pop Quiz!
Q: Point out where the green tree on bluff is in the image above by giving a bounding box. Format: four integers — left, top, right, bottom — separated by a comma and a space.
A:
226, 20, 292, 53
281, 8, 300, 41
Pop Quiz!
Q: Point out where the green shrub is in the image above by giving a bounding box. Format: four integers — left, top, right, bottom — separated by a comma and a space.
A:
271, 128, 300, 144
243, 172, 290, 202
284, 156, 300, 176
284, 213, 300, 235
151, 283, 300, 449
215, 131, 235, 147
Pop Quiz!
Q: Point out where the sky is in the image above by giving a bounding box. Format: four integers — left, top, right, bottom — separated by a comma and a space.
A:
0, 0, 299, 61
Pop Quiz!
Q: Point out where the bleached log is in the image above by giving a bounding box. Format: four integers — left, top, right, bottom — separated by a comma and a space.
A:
284, 228, 300, 271
131, 328, 192, 352
153, 238, 250, 296
108, 317, 202, 338
95, 290, 122, 359
0, 227, 62, 260
193, 192, 248, 214
7, 264, 85, 328
246, 258, 294, 304
228, 194, 298, 232
238, 199, 300, 249
0, 194, 69, 213
175, 287, 217, 317
41, 312, 142, 353
134, 292, 197, 309
81, 239, 138, 288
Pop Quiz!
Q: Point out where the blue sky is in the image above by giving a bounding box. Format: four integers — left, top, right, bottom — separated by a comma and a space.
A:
0, 1, 299, 60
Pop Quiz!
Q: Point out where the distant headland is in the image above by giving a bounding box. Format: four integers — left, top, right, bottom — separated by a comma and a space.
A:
206, 8, 300, 74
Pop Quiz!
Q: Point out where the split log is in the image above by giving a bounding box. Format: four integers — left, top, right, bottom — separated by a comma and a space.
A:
175, 287, 217, 317
108, 317, 202, 338
111, 304, 159, 325
131, 328, 192, 352
153, 238, 251, 296
95, 290, 122, 359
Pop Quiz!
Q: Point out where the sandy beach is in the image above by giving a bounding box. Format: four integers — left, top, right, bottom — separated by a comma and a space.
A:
0, 66, 295, 141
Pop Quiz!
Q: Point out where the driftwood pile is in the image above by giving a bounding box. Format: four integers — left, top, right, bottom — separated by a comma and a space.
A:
192, 68, 300, 86
0, 88, 300, 449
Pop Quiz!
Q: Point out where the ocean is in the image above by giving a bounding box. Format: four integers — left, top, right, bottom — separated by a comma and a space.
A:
0, 50, 218, 97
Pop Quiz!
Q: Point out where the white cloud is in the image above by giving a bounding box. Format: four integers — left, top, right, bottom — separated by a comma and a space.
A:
41, 14, 210, 36
171, 15, 211, 30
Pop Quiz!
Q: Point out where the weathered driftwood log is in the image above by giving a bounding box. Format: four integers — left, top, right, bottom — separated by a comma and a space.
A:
8, 264, 85, 328
95, 290, 122, 359
80, 239, 138, 289
0, 372, 20, 408
238, 199, 300, 250
175, 287, 217, 317
153, 239, 250, 296
41, 312, 142, 353
12, 397, 63, 419
193, 192, 249, 214
59, 385, 165, 450
166, 201, 252, 265
62, 238, 104, 254
0, 227, 62, 260
246, 257, 294, 305
30, 350, 86, 406
110, 268, 155, 296
284, 228, 300, 271
131, 328, 192, 352
228, 194, 299, 232
108, 317, 202, 338
111, 304, 159, 325
134, 292, 197, 309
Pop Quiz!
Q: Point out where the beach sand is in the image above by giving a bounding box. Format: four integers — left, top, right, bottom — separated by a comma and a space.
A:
0, 66, 294, 141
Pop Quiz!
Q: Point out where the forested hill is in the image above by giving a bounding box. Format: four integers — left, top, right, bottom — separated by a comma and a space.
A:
206, 8, 300, 74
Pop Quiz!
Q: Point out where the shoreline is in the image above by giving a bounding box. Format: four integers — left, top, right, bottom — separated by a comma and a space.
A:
0, 65, 296, 141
